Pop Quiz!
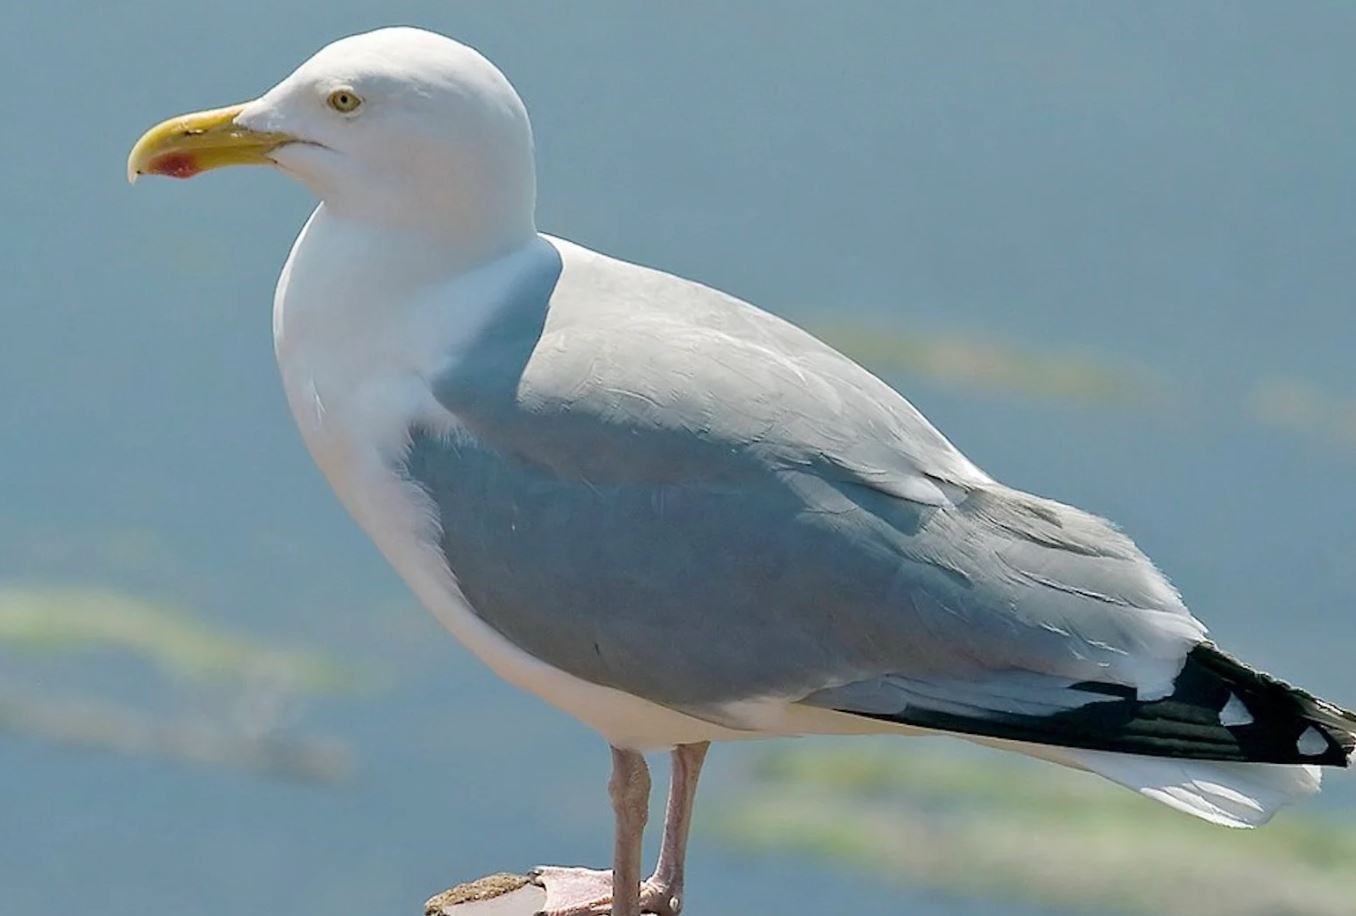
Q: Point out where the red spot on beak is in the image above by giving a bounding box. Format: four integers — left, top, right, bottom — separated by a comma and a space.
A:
148, 152, 201, 179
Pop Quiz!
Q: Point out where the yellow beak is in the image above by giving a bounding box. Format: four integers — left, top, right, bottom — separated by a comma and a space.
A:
126, 103, 294, 183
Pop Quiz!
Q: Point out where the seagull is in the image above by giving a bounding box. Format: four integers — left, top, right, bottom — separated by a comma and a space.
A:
129, 26, 1356, 916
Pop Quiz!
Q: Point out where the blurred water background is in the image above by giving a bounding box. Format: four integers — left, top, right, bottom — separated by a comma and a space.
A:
3, 3, 1355, 914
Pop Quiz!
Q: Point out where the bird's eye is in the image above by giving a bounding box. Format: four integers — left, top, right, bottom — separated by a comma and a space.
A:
326, 89, 363, 114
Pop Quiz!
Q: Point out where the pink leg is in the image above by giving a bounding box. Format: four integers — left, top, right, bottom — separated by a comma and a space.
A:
607, 748, 650, 916
534, 743, 709, 916
639, 742, 709, 915
536, 747, 650, 916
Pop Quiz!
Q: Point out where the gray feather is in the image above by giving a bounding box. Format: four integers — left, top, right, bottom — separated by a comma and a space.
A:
401, 239, 1205, 723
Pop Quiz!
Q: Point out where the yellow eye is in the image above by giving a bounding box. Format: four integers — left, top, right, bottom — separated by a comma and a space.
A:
326, 89, 362, 113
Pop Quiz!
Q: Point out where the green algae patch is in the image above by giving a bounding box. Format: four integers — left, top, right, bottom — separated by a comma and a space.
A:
0, 584, 355, 691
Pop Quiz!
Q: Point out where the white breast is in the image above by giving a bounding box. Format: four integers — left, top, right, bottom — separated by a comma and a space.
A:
271, 209, 747, 750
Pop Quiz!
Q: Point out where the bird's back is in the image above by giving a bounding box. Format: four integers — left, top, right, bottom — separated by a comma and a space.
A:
413, 237, 1205, 708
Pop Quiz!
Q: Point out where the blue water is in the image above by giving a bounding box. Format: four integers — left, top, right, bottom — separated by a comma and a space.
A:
3, 3, 1356, 914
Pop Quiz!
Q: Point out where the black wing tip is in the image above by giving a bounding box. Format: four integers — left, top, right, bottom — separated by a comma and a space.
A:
839, 644, 1356, 767
1188, 643, 1356, 767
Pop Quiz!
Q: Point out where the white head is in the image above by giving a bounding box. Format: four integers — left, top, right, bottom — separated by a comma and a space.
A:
129, 27, 537, 258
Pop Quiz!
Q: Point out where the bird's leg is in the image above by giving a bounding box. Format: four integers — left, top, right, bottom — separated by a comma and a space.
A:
607, 747, 651, 916
534, 746, 651, 916
532, 742, 707, 916
637, 742, 709, 916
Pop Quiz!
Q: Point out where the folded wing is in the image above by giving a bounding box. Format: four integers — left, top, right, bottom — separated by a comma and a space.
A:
405, 241, 1355, 791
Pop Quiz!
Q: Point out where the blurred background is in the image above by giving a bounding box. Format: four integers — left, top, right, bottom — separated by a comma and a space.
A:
3, 2, 1356, 914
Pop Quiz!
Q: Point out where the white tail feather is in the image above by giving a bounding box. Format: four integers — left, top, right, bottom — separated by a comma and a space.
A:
1056, 748, 1323, 828
966, 734, 1324, 828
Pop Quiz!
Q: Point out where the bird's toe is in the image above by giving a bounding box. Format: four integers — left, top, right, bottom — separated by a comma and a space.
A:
529, 866, 615, 916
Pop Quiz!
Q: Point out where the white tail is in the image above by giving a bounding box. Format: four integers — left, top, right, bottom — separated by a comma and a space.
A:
1057, 747, 1323, 828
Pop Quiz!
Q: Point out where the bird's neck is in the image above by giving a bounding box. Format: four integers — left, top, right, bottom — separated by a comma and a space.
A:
315, 202, 535, 275
304, 149, 538, 274
273, 204, 548, 365
293, 202, 537, 296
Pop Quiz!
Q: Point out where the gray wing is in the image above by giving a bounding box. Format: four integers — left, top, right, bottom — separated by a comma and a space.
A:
405, 240, 1210, 735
